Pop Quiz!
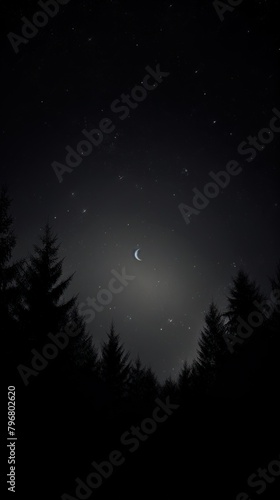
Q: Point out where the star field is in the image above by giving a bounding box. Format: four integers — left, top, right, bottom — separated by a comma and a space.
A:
1, 0, 279, 380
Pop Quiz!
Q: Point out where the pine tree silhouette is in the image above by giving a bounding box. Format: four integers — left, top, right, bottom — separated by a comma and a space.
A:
100, 323, 131, 400
223, 269, 264, 354
66, 305, 98, 373
0, 188, 23, 355
143, 366, 159, 402
195, 302, 227, 391
129, 356, 146, 400
19, 223, 76, 346
220, 270, 271, 396
177, 360, 192, 398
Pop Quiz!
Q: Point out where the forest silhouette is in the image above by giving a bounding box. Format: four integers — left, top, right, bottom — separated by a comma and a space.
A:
2, 187, 280, 499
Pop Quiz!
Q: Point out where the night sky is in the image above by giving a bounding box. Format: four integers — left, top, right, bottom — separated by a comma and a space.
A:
2, 0, 279, 381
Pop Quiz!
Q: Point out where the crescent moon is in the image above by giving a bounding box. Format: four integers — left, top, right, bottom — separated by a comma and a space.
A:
134, 248, 142, 262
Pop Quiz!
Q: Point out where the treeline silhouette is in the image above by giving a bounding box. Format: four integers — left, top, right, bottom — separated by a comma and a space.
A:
2, 187, 280, 499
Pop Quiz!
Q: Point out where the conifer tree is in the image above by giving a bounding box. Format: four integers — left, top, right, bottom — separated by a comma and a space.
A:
20, 224, 75, 345
178, 360, 192, 396
223, 270, 265, 353
195, 302, 227, 390
67, 305, 98, 372
100, 323, 131, 399
0, 188, 23, 346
